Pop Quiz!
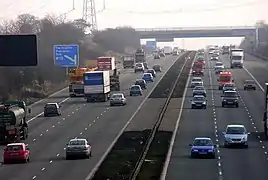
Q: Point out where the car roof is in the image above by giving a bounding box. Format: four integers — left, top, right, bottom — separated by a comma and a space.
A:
148, 69, 155, 71
131, 85, 140, 87
193, 95, 205, 98
70, 138, 87, 141
112, 93, 124, 96
7, 143, 25, 146
194, 86, 204, 88
224, 90, 236, 93
136, 79, 145, 81
194, 137, 212, 140
46, 103, 57, 105
192, 77, 202, 80
245, 80, 254, 82
227, 124, 245, 128
143, 73, 151, 75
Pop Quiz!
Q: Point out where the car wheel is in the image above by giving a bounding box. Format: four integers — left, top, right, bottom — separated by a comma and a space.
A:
66, 155, 70, 160
130, 94, 132, 96
253, 87, 256, 90
222, 103, 225, 107
244, 87, 246, 90
224, 143, 228, 148
190, 153, 195, 158
236, 103, 239, 108
211, 154, 216, 159
90, 151, 92, 157
110, 104, 113, 106
203, 106, 207, 109
191, 105, 195, 109
244, 144, 248, 148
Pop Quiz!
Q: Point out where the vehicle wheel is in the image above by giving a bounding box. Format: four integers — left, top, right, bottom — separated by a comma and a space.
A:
244, 144, 248, 148
224, 143, 228, 148
90, 151, 92, 157
236, 103, 239, 108
222, 103, 225, 108
66, 155, 69, 160
191, 105, 195, 109
218, 87, 221, 90
244, 87, 246, 90
134, 71, 137, 73
110, 104, 113, 106
253, 87, 256, 90
44, 114, 47, 117
23, 158, 28, 163
130, 94, 132, 96
203, 106, 207, 109
211, 154, 216, 159
190, 154, 195, 158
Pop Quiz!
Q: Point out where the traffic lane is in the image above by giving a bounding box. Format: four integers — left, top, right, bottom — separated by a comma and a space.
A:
219, 54, 265, 132
29, 55, 180, 180
244, 53, 268, 91
166, 72, 218, 180
26, 55, 156, 123
20, 55, 166, 144
210, 65, 268, 180
0, 56, 171, 179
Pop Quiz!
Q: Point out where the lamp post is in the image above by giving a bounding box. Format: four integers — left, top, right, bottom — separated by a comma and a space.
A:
263, 83, 268, 138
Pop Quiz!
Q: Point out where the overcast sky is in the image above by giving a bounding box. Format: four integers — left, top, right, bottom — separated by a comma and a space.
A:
0, 0, 267, 49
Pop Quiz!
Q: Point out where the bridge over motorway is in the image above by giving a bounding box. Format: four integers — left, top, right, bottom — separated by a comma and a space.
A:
135, 26, 266, 44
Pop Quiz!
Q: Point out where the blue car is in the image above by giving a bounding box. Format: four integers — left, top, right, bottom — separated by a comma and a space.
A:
142, 73, 154, 82
189, 137, 216, 158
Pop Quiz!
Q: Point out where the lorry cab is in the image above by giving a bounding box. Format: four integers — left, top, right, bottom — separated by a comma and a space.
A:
218, 72, 233, 90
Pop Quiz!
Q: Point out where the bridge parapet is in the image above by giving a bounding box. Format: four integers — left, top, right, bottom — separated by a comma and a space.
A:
135, 26, 256, 32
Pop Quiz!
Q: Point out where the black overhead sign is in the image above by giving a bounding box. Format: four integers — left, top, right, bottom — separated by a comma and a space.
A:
0, 34, 38, 66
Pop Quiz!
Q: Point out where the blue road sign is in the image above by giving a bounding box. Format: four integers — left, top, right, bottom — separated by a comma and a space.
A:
146, 41, 156, 50
54, 44, 79, 67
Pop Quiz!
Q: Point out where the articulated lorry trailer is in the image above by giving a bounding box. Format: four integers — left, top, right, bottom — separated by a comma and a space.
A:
83, 71, 111, 102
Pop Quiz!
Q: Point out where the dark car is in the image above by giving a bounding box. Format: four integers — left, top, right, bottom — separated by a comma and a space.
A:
244, 80, 256, 90
147, 69, 156, 77
135, 79, 147, 89
44, 103, 61, 117
152, 65, 162, 72
154, 54, 160, 59
143, 62, 148, 69
221, 90, 239, 108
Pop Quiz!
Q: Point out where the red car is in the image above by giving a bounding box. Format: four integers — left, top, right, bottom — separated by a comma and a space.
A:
3, 143, 30, 164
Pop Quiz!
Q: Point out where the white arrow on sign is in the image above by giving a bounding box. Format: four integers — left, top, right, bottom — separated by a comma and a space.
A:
64, 55, 77, 64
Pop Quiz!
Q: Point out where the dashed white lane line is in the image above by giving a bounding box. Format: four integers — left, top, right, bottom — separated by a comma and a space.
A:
208, 58, 223, 180
29, 106, 112, 179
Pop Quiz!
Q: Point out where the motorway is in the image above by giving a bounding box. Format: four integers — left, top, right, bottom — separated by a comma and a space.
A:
0, 54, 180, 180
165, 52, 268, 180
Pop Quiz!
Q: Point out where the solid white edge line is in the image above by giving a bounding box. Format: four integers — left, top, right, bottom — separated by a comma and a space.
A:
243, 66, 264, 92
84, 53, 188, 180
28, 87, 69, 108
160, 52, 196, 180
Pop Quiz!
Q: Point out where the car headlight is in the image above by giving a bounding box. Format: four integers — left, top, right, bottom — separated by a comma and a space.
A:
223, 99, 226, 102
208, 149, 213, 152
202, 102, 206, 104
242, 137, 247, 141
192, 149, 198, 152
225, 137, 231, 141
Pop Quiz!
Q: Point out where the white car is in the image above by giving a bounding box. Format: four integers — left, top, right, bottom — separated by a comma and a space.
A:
65, 138, 92, 159
223, 124, 250, 148
190, 77, 203, 88
110, 93, 127, 106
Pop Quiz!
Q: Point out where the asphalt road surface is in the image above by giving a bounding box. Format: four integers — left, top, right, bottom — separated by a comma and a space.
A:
165, 52, 268, 180
0, 54, 180, 180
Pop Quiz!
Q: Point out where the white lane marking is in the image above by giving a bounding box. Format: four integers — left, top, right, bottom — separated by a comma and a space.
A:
32, 175, 37, 179
86, 53, 182, 180
208, 53, 223, 180
27, 97, 69, 123
243, 67, 264, 92
29, 87, 68, 108
160, 53, 196, 180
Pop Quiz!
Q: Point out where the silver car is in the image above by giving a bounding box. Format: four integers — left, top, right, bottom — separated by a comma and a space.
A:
190, 77, 204, 88
191, 95, 207, 109
65, 138, 92, 159
222, 83, 236, 93
193, 86, 206, 97
110, 93, 127, 106
223, 125, 250, 148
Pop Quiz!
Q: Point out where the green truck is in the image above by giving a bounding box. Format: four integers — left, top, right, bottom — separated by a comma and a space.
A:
0, 100, 31, 143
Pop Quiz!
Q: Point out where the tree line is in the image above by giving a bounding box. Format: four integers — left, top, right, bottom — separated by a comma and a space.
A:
0, 14, 140, 103
240, 20, 268, 57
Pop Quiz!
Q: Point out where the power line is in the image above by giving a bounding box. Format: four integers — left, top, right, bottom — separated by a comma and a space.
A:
103, 0, 263, 15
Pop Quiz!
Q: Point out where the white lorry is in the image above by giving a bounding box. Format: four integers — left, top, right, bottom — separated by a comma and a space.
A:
163, 46, 172, 55
83, 71, 111, 102
230, 49, 244, 68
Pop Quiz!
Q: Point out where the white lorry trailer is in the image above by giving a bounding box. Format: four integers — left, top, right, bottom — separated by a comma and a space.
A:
230, 49, 244, 68
83, 71, 111, 102
163, 46, 172, 55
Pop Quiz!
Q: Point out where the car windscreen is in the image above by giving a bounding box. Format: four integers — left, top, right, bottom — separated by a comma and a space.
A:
45, 104, 56, 108
192, 78, 202, 82
219, 76, 231, 82
224, 84, 234, 87
136, 64, 142, 67
69, 140, 86, 145
131, 86, 140, 90
112, 94, 123, 99
193, 96, 205, 101
7, 145, 23, 151
224, 92, 237, 97
193, 139, 213, 146
226, 127, 245, 134
194, 86, 204, 90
